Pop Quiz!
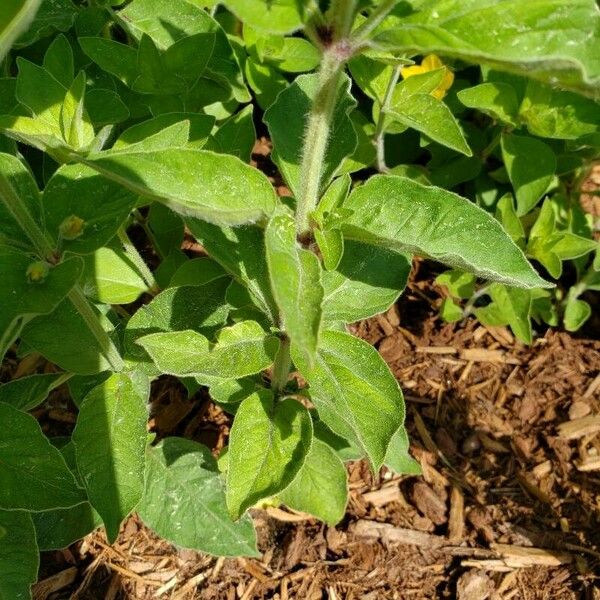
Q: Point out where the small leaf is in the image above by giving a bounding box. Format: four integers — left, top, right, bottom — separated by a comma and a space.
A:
0, 402, 85, 511
264, 73, 357, 198
457, 82, 519, 126
42, 34, 73, 87
60, 71, 95, 149
0, 509, 39, 600
315, 228, 344, 272
384, 427, 421, 476
205, 105, 256, 162
138, 437, 258, 556
0, 372, 68, 412
84, 148, 277, 226
226, 392, 313, 519
488, 283, 533, 344
439, 297, 464, 322
279, 438, 348, 525
223, 0, 304, 34
322, 241, 410, 324
138, 321, 279, 379
265, 213, 323, 368
435, 270, 476, 300
73, 372, 150, 542
564, 296, 591, 332
342, 175, 550, 289
293, 331, 405, 471
495, 194, 525, 245
501, 133, 556, 216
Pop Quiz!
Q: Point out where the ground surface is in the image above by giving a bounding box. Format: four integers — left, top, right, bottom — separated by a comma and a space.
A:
23, 154, 600, 599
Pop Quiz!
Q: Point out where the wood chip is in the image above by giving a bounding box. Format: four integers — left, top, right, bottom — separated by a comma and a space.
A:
353, 520, 446, 548
459, 349, 509, 363
415, 346, 457, 355
576, 456, 600, 472
363, 485, 402, 507
557, 415, 600, 440
448, 486, 465, 543
583, 373, 600, 399
33, 567, 78, 600
491, 544, 573, 568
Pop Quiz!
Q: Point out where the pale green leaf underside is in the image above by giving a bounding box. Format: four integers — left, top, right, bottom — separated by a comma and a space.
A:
226, 393, 313, 519
343, 175, 551, 289
139, 437, 258, 557
293, 331, 404, 471
73, 372, 150, 542
375, 0, 600, 97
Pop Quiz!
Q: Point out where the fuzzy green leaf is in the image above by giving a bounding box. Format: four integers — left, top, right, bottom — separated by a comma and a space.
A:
0, 0, 43, 61
223, 0, 304, 34
457, 82, 520, 126
226, 392, 312, 519
0, 373, 68, 412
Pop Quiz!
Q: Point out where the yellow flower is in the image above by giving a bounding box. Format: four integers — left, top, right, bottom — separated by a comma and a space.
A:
401, 54, 454, 100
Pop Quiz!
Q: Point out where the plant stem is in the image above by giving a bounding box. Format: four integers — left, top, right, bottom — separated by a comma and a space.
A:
351, 0, 398, 44
67, 286, 124, 372
271, 336, 292, 395
117, 227, 159, 294
462, 285, 491, 318
374, 65, 401, 173
0, 173, 56, 261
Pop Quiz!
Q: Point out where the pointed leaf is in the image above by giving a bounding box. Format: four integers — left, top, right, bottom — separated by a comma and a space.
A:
60, 71, 95, 149
279, 438, 348, 525
457, 82, 520, 126
73, 372, 150, 542
0, 0, 43, 60
342, 175, 551, 289
265, 213, 323, 367
223, 0, 304, 34
0, 372, 68, 412
139, 437, 258, 556
226, 393, 313, 519
384, 427, 421, 476
0, 402, 85, 511
293, 331, 404, 471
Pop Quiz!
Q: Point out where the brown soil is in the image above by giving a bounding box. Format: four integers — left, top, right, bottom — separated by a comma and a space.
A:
31, 257, 600, 600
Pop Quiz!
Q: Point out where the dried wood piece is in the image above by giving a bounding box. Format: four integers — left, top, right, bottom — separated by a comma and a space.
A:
415, 346, 457, 355
583, 373, 600, 399
411, 482, 447, 525
448, 486, 465, 543
363, 484, 402, 507
557, 415, 600, 440
576, 456, 600, 472
353, 520, 446, 548
33, 567, 78, 600
490, 543, 573, 568
459, 349, 513, 363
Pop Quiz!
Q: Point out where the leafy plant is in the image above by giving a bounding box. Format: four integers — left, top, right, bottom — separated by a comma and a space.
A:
0, 0, 598, 595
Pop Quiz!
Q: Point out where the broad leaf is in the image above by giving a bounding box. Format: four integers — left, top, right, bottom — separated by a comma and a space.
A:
226, 392, 312, 519
0, 510, 38, 600
84, 148, 277, 225
384, 427, 421, 476
42, 163, 137, 254
205, 105, 256, 162
564, 296, 592, 332
139, 437, 258, 556
457, 82, 520, 126
293, 331, 404, 471
264, 73, 357, 198
0, 372, 68, 412
0, 0, 43, 61
60, 71, 95, 149
14, 0, 76, 48
322, 241, 410, 324
279, 438, 348, 525
0, 402, 84, 511
501, 133, 556, 216
73, 372, 150, 542
0, 248, 83, 361
375, 0, 600, 97
124, 279, 230, 374
138, 321, 279, 379
223, 0, 304, 34
265, 213, 323, 368
342, 175, 551, 289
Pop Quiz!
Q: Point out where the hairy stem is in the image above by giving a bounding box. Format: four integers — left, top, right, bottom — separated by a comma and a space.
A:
118, 227, 159, 294
271, 336, 292, 395
374, 65, 401, 173
68, 286, 124, 372
352, 0, 398, 44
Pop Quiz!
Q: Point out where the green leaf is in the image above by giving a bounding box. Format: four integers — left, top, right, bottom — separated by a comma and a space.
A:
0, 509, 39, 600
244, 56, 289, 110
205, 105, 256, 162
374, 0, 600, 96
223, 0, 304, 34
0, 249, 83, 361
265, 213, 323, 368
435, 270, 476, 299
79, 37, 138, 87
457, 82, 520, 126
73, 372, 150, 542
0, 153, 43, 249
389, 87, 471, 156
315, 228, 344, 272
42, 164, 136, 254
489, 283, 533, 344
322, 241, 410, 324
82, 246, 148, 305
277, 37, 320, 73
186, 219, 278, 322
264, 73, 357, 198
501, 133, 556, 216
138, 437, 258, 556
495, 193, 525, 245
169, 257, 227, 287
520, 79, 600, 139
564, 296, 592, 332
384, 427, 421, 476
209, 376, 265, 406
226, 392, 312, 519
0, 372, 68, 411
279, 438, 348, 525
84, 148, 277, 226
293, 331, 405, 471
124, 279, 230, 374
138, 321, 279, 379
14, 0, 76, 48
0, 402, 85, 511
551, 232, 598, 261
0, 0, 43, 61
60, 71, 95, 149
21, 296, 117, 375
439, 297, 464, 322
43, 34, 73, 88
342, 175, 550, 289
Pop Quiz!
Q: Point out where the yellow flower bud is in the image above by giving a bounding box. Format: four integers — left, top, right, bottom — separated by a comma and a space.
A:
26, 261, 50, 283
59, 215, 85, 240
401, 54, 454, 100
